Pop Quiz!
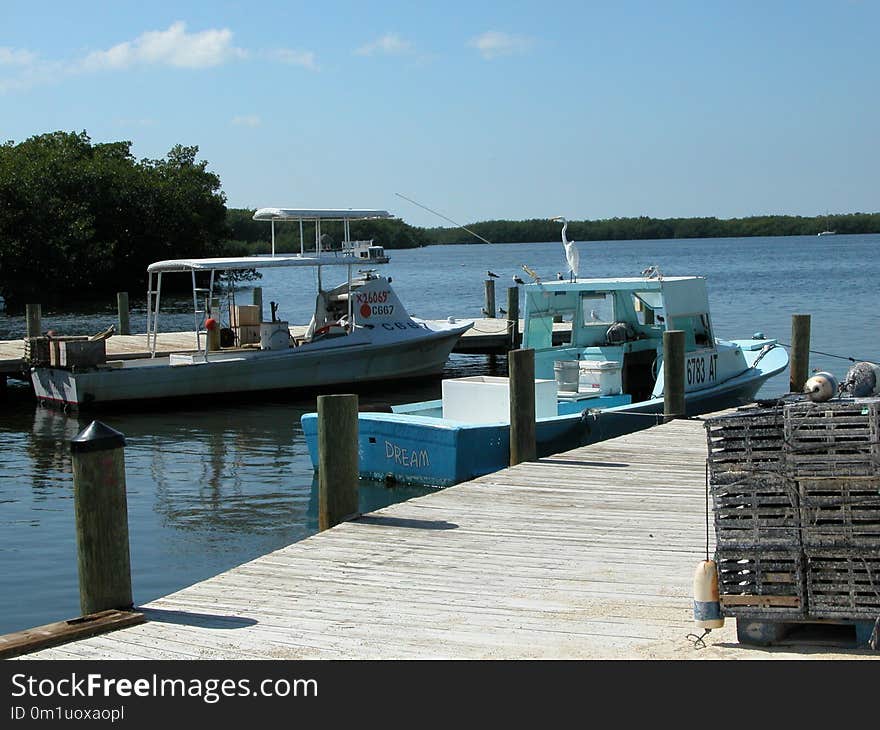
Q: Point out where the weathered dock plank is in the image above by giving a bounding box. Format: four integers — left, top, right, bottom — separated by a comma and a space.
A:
14, 416, 871, 660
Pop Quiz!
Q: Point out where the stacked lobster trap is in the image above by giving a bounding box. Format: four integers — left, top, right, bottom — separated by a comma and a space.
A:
705, 398, 880, 628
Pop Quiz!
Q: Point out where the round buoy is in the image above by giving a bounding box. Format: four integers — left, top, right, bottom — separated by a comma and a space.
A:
842, 362, 880, 397
803, 371, 838, 402
204, 317, 218, 331
693, 560, 724, 630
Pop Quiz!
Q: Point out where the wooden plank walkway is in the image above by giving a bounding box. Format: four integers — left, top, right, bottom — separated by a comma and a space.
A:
0, 319, 570, 376
18, 417, 868, 660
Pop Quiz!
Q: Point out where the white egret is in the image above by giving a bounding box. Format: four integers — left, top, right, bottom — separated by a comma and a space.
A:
551, 216, 579, 281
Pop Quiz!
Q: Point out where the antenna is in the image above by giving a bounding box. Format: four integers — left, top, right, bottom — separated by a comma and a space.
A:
395, 192, 493, 244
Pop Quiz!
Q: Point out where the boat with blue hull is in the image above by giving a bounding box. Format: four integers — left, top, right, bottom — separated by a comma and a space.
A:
302, 270, 789, 487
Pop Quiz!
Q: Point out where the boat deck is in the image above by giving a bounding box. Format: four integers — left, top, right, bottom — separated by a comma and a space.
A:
16, 416, 865, 659
0, 320, 571, 378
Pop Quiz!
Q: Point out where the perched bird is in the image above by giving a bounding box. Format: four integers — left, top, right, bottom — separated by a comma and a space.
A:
512, 275, 525, 285
641, 265, 662, 279
556, 272, 564, 281
487, 270, 499, 278
551, 216, 579, 281
499, 307, 507, 315
480, 307, 489, 316
521, 264, 541, 282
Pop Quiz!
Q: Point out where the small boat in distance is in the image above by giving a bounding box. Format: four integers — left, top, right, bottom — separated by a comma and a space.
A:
817, 230, 836, 236
30, 208, 471, 409
341, 239, 390, 263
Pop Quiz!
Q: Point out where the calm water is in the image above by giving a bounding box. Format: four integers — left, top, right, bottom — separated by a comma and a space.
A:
1, 234, 879, 634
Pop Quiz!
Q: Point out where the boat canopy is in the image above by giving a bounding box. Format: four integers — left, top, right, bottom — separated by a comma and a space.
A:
252, 207, 395, 256
253, 208, 393, 221
147, 253, 367, 273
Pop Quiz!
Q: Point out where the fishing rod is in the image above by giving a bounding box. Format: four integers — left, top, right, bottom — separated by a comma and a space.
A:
394, 192, 493, 245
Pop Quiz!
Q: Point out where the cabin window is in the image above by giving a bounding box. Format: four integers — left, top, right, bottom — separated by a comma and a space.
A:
580, 293, 613, 325
669, 314, 713, 351
632, 293, 664, 326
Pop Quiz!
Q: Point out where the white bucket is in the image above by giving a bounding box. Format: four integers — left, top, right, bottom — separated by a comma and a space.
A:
260, 321, 290, 351
554, 360, 580, 392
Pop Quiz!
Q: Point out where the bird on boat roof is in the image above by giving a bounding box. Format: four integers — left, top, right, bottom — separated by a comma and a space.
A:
512, 275, 525, 285
551, 216, 579, 281
487, 270, 499, 278
641, 265, 663, 279
556, 272, 564, 281
521, 264, 541, 282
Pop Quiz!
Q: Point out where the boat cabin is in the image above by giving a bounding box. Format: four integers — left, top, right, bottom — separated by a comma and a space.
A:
521, 276, 716, 403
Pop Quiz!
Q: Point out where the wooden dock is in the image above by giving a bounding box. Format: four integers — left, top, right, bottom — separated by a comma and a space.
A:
0, 319, 571, 378
17, 417, 868, 660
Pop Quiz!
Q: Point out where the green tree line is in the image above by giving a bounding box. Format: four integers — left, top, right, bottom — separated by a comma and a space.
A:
2, 130, 879, 310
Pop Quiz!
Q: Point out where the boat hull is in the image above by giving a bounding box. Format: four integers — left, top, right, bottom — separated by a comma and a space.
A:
302, 344, 789, 487
31, 328, 467, 409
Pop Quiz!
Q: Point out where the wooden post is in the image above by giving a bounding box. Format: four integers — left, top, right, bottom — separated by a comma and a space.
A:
506, 286, 519, 350
663, 330, 685, 422
509, 348, 536, 465
317, 394, 359, 531
253, 287, 263, 321
116, 292, 130, 335
25, 303, 41, 339
484, 279, 496, 318
790, 314, 811, 393
70, 421, 133, 615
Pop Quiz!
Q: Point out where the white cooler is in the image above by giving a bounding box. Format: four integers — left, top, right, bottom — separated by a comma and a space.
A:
578, 360, 622, 395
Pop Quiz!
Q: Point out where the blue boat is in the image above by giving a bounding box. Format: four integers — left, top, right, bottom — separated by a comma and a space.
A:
302, 268, 789, 487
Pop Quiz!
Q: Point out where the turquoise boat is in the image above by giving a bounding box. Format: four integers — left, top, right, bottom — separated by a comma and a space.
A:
302, 272, 789, 486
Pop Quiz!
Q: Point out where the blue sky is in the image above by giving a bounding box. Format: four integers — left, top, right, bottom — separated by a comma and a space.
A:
2, 1, 877, 227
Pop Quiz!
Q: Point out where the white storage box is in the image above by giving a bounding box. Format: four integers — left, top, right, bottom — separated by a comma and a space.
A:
578, 360, 622, 395
442, 375, 557, 423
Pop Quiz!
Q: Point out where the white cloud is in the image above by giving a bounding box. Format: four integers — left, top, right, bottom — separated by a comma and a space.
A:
270, 49, 318, 71
468, 31, 532, 60
231, 115, 262, 128
0, 47, 37, 66
355, 33, 413, 56
80, 21, 246, 71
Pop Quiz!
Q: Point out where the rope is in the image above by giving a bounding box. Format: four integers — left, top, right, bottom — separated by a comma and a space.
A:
686, 629, 711, 649
776, 340, 879, 366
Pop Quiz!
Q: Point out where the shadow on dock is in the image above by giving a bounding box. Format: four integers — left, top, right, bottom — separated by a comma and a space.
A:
353, 515, 458, 530
139, 608, 258, 630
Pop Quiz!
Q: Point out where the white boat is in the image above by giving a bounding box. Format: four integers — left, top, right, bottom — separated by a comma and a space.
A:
341, 239, 390, 263
817, 231, 836, 236
30, 208, 471, 408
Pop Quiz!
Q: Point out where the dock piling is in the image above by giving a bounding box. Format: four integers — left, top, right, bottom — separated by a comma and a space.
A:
506, 287, 519, 350
509, 348, 537, 465
116, 292, 130, 335
25, 303, 41, 339
253, 287, 263, 321
70, 421, 133, 615
317, 394, 360, 530
663, 330, 685, 421
789, 314, 811, 393
484, 279, 496, 318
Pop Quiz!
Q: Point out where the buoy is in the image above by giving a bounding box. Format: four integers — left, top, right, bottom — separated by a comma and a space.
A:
693, 560, 724, 630
803, 371, 838, 402
205, 317, 218, 331
842, 362, 880, 397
